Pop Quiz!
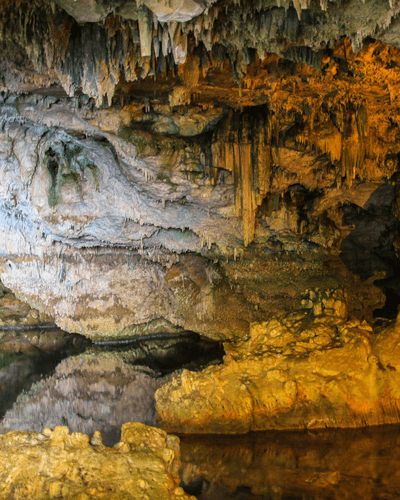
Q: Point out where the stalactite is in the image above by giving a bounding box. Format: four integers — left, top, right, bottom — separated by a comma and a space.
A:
208, 108, 275, 247
0, 0, 338, 107
168, 22, 188, 65
239, 142, 255, 246
138, 4, 153, 57
161, 24, 170, 56
3, 0, 400, 254
292, 0, 302, 22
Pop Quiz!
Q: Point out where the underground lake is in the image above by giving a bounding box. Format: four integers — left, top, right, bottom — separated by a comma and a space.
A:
3, 0, 400, 497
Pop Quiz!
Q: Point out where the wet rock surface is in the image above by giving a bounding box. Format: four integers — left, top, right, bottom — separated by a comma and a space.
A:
0, 422, 194, 500
4, 0, 400, 497
0, 320, 224, 446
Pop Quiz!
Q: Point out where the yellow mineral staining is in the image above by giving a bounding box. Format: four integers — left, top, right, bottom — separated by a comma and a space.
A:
0, 423, 195, 500
169, 86, 192, 107
200, 36, 400, 245
2, 2, 400, 255
156, 297, 400, 433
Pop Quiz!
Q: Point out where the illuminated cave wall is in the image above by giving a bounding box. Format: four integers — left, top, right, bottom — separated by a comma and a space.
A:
1, 0, 400, 336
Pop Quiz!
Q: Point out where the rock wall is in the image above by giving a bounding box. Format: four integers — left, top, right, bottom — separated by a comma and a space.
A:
2, 0, 400, 488
1, 0, 400, 339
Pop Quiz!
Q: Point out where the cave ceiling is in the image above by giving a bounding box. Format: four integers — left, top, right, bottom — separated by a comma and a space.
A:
1, 0, 400, 338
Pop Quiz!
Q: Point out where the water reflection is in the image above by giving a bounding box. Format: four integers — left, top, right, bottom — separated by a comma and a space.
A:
0, 330, 224, 446
179, 427, 400, 500
92, 332, 225, 373
0, 329, 89, 418
6, 331, 400, 500
0, 352, 164, 446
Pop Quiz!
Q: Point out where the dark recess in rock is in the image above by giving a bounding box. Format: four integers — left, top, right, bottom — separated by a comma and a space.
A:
340, 182, 400, 319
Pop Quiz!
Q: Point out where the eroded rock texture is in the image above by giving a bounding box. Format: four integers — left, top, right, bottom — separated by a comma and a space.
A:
3, 3, 400, 337
156, 296, 400, 432
0, 422, 194, 499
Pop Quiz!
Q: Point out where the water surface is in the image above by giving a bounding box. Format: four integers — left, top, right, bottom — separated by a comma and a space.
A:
179, 426, 400, 500
0, 330, 223, 446
2, 332, 400, 499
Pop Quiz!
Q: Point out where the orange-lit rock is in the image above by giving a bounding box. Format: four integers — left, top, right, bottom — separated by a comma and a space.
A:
2, 0, 400, 338
0, 422, 195, 500
156, 298, 400, 433
1, 0, 400, 378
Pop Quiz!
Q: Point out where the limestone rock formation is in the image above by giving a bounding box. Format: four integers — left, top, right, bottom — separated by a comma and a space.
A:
3, 0, 400, 494
1, 0, 400, 433
0, 422, 195, 499
2, 0, 400, 340
156, 296, 400, 432
0, 281, 54, 330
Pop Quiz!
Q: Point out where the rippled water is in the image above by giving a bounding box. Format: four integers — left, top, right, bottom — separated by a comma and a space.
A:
2, 334, 400, 499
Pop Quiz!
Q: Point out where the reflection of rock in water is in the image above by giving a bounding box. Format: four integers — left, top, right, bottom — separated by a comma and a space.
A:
0, 353, 165, 446
0, 357, 37, 418
0, 329, 91, 355
94, 332, 224, 374
180, 427, 400, 500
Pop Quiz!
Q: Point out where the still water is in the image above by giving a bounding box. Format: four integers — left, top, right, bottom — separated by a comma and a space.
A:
1, 331, 400, 500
